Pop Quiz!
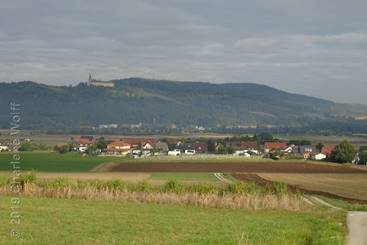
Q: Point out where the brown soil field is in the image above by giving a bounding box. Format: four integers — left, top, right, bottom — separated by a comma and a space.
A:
109, 162, 367, 173
233, 173, 367, 203
259, 173, 367, 202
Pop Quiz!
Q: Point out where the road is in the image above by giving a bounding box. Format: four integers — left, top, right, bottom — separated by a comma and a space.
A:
347, 212, 367, 245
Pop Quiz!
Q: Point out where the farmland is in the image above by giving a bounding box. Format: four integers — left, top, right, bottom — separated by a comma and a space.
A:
0, 151, 344, 170
0, 152, 124, 172
0, 196, 344, 245
258, 173, 367, 201
109, 161, 364, 173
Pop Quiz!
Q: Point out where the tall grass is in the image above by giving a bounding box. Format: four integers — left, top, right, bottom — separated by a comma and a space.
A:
0, 174, 311, 211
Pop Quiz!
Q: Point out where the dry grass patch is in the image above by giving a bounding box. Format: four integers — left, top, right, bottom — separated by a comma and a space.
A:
0, 184, 311, 211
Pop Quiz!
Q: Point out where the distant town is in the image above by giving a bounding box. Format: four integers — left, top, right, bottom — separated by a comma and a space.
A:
2, 133, 365, 165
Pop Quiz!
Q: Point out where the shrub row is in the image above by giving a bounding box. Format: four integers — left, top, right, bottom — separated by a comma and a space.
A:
0, 172, 290, 196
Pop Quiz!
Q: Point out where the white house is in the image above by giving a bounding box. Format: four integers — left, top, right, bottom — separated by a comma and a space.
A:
168, 149, 181, 156
0, 145, 9, 152
142, 142, 154, 150
78, 146, 88, 153
314, 153, 327, 161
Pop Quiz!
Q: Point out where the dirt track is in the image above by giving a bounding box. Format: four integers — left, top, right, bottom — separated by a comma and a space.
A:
110, 162, 366, 173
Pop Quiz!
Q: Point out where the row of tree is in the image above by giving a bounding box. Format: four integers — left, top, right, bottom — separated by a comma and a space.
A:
54, 137, 108, 155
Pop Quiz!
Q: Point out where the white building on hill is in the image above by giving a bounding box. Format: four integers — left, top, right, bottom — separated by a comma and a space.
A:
88, 74, 114, 88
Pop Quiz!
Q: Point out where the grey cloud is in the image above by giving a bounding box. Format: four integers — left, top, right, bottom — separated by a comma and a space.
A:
0, 0, 367, 104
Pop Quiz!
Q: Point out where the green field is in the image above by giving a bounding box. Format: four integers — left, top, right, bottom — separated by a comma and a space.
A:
0, 152, 315, 173
0, 196, 344, 245
0, 152, 124, 172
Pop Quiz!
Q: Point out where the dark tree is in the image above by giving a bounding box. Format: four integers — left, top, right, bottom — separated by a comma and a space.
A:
359, 151, 367, 165
257, 132, 273, 144
329, 140, 356, 163
316, 143, 324, 153
54, 144, 70, 154
207, 139, 216, 153
359, 146, 367, 165
95, 137, 107, 150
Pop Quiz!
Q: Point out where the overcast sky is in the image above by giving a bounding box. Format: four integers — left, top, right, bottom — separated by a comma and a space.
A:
1, 0, 366, 104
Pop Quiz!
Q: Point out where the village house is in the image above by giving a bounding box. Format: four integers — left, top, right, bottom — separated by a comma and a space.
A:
107, 140, 131, 155
174, 141, 207, 154
226, 141, 258, 151
321, 145, 335, 157
154, 141, 169, 152
290, 145, 316, 159
75, 136, 94, 147
73, 136, 95, 152
314, 153, 327, 161
192, 142, 207, 154
0, 145, 9, 151
142, 142, 154, 150
121, 138, 157, 150
264, 141, 288, 153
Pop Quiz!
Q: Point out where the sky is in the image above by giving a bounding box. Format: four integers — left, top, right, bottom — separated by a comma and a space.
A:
0, 0, 366, 104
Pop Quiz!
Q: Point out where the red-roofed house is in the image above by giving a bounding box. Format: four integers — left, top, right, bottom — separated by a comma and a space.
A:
228, 141, 258, 151
107, 140, 131, 155
264, 142, 288, 153
118, 138, 158, 149
193, 143, 207, 154
321, 145, 335, 156
74, 136, 94, 147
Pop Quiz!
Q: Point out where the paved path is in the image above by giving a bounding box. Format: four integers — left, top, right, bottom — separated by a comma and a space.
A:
347, 212, 367, 245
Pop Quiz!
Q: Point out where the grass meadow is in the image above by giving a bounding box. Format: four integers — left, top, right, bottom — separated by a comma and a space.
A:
0, 196, 344, 245
0, 170, 351, 244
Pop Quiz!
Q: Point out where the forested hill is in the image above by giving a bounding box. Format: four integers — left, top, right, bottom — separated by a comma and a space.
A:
0, 78, 366, 133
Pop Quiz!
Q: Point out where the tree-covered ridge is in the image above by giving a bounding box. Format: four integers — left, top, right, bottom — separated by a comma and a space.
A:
0, 78, 366, 133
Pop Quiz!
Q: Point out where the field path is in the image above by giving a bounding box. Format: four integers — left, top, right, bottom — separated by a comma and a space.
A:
347, 212, 367, 245
213, 173, 232, 184
307, 196, 340, 209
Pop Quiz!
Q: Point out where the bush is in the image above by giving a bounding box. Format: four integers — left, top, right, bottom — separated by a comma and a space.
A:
185, 184, 215, 195
15, 171, 37, 189
163, 180, 183, 193
19, 171, 37, 184
273, 182, 288, 195
54, 144, 70, 154
132, 181, 153, 192
19, 142, 35, 151
224, 182, 263, 195
0, 175, 10, 187
52, 177, 72, 188
104, 179, 125, 190
87, 179, 105, 190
